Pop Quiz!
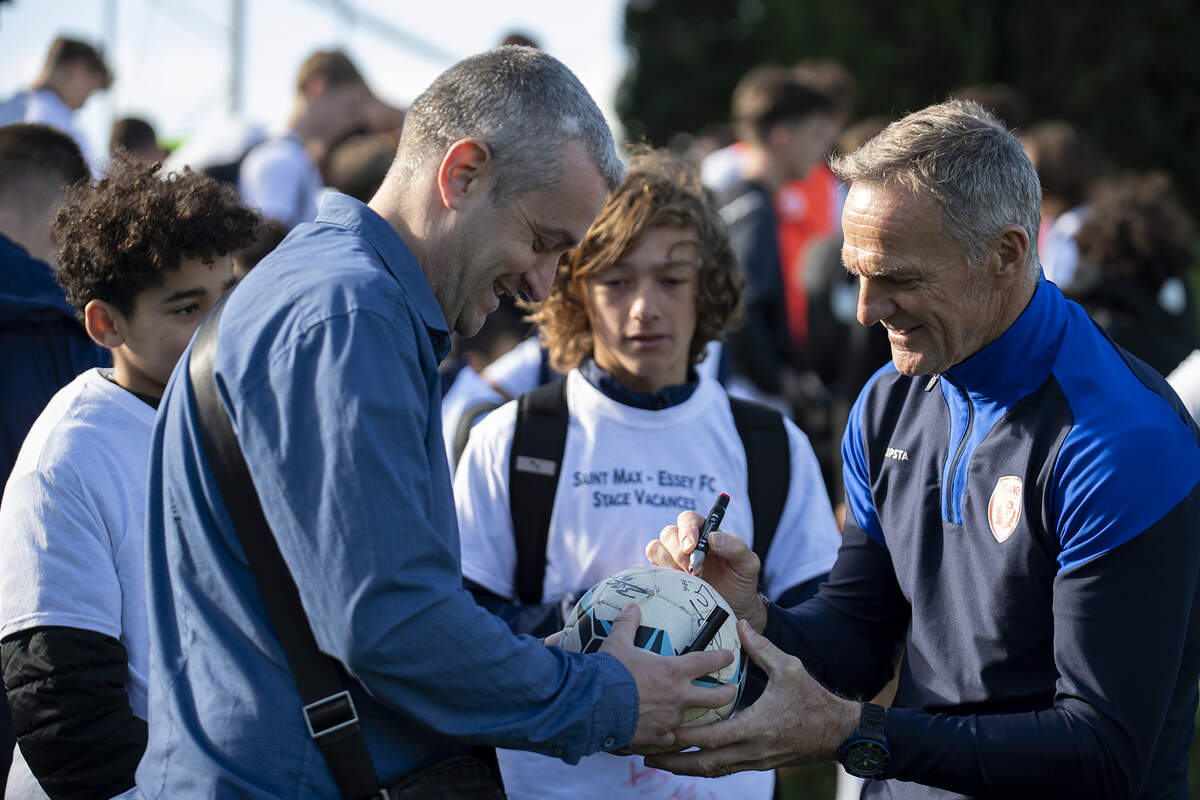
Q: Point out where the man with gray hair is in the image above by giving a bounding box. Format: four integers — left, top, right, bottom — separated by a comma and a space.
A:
137, 47, 735, 798
645, 99, 1200, 797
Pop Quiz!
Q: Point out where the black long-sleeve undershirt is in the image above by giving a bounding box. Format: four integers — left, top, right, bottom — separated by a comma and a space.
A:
2, 626, 146, 800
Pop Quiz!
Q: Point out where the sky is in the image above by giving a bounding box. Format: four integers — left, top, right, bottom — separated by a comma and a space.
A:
0, 0, 631, 158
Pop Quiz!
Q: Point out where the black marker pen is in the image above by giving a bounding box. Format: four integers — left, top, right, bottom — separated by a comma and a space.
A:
688, 492, 729, 573
678, 606, 730, 654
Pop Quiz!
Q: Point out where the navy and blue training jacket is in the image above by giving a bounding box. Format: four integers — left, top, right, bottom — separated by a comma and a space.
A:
767, 280, 1200, 798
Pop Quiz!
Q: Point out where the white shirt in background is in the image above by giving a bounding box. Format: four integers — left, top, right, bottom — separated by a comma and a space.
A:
238, 131, 323, 229
0, 88, 98, 176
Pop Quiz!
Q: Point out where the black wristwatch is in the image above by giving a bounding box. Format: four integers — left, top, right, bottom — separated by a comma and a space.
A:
838, 702, 890, 779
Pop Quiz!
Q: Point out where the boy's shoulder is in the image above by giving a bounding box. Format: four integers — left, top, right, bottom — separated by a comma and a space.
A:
12, 369, 157, 483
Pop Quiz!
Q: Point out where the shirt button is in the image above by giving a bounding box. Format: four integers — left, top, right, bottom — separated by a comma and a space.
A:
553, 745, 564, 756
603, 737, 615, 749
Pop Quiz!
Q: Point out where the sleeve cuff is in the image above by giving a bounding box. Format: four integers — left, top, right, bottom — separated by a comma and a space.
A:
877, 705, 920, 780
574, 652, 638, 759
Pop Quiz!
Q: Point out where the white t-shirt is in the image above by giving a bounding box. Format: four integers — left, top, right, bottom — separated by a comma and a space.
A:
454, 370, 842, 800
0, 88, 97, 175
479, 338, 726, 413
442, 338, 552, 474
442, 365, 507, 473
237, 131, 323, 228
0, 369, 155, 800
1041, 205, 1089, 290
443, 339, 728, 473
1168, 349, 1200, 426
480, 337, 548, 398
699, 142, 745, 194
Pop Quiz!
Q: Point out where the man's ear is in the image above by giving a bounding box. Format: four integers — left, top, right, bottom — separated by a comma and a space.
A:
436, 139, 492, 211
992, 223, 1030, 281
83, 299, 125, 349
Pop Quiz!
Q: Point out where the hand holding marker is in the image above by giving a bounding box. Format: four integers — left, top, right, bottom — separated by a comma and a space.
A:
688, 492, 730, 573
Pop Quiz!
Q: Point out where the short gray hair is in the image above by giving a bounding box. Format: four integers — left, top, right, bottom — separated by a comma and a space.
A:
395, 46, 622, 202
831, 99, 1042, 276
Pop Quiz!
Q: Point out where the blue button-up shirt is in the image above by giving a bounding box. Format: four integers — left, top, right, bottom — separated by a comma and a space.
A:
137, 194, 637, 798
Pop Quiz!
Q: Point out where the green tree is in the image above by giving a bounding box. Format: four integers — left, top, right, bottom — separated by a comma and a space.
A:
619, 0, 1200, 214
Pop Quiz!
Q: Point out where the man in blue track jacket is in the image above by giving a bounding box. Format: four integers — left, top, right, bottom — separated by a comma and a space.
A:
646, 99, 1200, 798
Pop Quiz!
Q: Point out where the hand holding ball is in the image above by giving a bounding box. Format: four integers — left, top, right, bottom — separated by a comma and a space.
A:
560, 565, 746, 726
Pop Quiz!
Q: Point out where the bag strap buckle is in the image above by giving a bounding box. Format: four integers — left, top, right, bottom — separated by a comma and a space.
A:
303, 690, 360, 741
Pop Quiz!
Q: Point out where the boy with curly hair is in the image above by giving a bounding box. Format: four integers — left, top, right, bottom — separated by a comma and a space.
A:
454, 149, 842, 800
0, 156, 257, 800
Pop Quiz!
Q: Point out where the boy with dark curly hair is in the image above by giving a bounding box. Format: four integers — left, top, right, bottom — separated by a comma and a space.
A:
0, 156, 257, 800
453, 149, 842, 800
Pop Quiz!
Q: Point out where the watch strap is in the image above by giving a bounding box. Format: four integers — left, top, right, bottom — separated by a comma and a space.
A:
838, 702, 890, 779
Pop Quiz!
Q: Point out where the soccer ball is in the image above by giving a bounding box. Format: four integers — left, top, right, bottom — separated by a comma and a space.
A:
560, 565, 746, 726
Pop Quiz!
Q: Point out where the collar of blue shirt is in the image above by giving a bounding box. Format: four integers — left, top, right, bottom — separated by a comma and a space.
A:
314, 193, 451, 361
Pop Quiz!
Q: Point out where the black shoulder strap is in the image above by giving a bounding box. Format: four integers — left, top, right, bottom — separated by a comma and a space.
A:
508, 379, 569, 604
187, 293, 382, 800
452, 400, 504, 472
729, 396, 790, 568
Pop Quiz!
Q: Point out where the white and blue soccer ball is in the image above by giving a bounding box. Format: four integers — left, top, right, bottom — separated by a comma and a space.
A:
560, 565, 746, 725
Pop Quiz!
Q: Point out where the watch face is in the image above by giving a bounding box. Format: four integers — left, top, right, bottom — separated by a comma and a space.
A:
845, 740, 889, 778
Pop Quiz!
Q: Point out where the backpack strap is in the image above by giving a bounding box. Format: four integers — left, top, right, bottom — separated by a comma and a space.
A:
508, 379, 570, 604
728, 396, 790, 568
452, 400, 504, 471
506, 382, 790, 605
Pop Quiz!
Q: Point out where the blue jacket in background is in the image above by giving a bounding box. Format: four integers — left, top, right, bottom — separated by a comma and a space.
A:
0, 233, 108, 490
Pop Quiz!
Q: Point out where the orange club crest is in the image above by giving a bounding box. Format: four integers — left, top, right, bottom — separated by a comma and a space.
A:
988, 475, 1023, 543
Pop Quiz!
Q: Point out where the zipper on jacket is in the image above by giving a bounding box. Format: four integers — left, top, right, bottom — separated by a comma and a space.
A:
943, 375, 974, 525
